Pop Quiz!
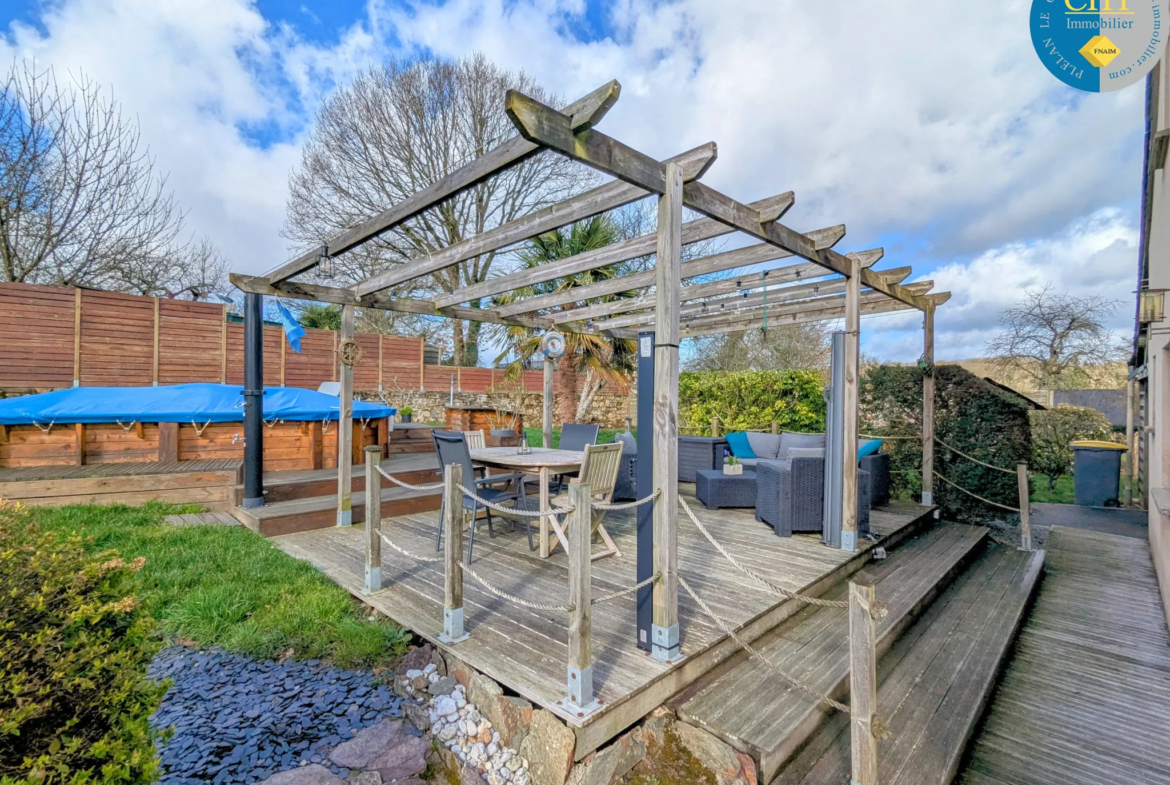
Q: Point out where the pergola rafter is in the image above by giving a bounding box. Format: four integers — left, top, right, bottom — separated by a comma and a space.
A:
231, 79, 948, 675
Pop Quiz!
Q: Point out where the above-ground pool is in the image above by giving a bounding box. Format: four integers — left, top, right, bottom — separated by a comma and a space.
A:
0, 383, 397, 471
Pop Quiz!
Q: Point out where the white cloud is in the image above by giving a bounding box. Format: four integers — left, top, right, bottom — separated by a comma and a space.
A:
0, 0, 1147, 361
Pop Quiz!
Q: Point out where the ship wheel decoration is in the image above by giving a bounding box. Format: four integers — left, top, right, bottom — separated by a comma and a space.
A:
338, 339, 363, 367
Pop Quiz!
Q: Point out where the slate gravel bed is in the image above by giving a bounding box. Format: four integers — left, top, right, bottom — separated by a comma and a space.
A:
150, 648, 405, 785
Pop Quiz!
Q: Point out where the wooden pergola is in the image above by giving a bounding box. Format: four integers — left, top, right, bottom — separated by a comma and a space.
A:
231, 79, 949, 662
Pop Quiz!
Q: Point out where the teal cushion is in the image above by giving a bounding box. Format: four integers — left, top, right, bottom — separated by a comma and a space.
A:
858, 438, 883, 459
726, 432, 755, 459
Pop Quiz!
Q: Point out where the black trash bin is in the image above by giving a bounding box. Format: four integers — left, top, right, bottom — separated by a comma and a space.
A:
1070, 441, 1127, 507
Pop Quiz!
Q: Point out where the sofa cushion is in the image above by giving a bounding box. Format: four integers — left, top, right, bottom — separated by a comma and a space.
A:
788, 447, 825, 460
746, 431, 782, 460
726, 431, 755, 459
617, 431, 637, 456
779, 431, 826, 458
858, 438, 882, 459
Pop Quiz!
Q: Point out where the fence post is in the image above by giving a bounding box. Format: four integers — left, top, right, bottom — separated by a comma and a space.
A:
849, 579, 879, 785
439, 462, 468, 643
771, 420, 779, 436
566, 480, 598, 714
1017, 462, 1031, 551
710, 417, 719, 438
363, 445, 382, 594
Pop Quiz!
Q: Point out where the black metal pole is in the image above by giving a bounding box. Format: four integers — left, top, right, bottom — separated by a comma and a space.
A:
242, 292, 265, 508
636, 331, 655, 651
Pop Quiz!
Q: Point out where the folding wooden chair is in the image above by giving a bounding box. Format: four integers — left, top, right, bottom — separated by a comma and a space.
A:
551, 441, 623, 560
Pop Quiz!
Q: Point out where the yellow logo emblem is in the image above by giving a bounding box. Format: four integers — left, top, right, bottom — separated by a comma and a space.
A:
1079, 35, 1121, 67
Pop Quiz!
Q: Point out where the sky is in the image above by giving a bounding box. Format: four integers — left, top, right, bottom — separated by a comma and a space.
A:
0, 0, 1147, 362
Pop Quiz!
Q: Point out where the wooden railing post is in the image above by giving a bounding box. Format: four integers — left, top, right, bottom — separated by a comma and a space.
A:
363, 445, 382, 594
710, 417, 719, 438
566, 480, 597, 714
771, 420, 779, 436
1017, 462, 1031, 551
439, 462, 468, 643
849, 578, 879, 785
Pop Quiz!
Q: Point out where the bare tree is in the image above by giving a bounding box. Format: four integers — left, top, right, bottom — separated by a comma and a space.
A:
283, 53, 584, 365
0, 61, 192, 289
685, 322, 832, 372
987, 285, 1126, 389
104, 236, 230, 300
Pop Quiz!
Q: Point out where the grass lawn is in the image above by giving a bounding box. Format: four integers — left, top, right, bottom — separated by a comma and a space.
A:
29, 502, 410, 668
1029, 474, 1074, 504
522, 426, 630, 448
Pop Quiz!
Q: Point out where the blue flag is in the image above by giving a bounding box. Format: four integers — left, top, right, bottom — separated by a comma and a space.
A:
275, 301, 305, 353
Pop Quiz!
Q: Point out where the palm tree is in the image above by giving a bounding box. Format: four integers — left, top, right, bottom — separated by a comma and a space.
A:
491, 215, 638, 424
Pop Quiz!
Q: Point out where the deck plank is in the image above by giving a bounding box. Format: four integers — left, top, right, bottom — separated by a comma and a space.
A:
272, 492, 930, 758
957, 526, 1170, 785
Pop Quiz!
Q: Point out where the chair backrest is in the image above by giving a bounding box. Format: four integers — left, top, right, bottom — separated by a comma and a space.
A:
576, 441, 623, 500
560, 423, 600, 452
463, 430, 486, 450
432, 430, 475, 486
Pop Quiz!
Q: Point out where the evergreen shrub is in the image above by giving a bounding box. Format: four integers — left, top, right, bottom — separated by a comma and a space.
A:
0, 502, 165, 785
678, 370, 826, 435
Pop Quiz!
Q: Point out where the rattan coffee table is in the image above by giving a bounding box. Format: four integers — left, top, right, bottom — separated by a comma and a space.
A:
695, 469, 758, 510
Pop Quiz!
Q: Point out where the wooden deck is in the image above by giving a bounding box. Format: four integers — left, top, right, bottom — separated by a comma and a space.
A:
0, 458, 242, 508
0, 458, 241, 482
959, 526, 1170, 785
274, 492, 933, 759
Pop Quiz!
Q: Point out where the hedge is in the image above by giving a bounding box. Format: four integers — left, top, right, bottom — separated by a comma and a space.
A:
0, 501, 165, 785
679, 370, 825, 434
860, 364, 1032, 522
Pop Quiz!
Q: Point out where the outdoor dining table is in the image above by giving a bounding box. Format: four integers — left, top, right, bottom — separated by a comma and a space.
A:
469, 446, 583, 558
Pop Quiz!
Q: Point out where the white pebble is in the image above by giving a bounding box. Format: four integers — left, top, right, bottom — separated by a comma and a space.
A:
486, 742, 498, 757
424, 663, 437, 674
505, 757, 521, 772
491, 730, 500, 744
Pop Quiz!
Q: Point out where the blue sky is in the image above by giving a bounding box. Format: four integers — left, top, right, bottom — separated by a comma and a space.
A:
0, 0, 1148, 362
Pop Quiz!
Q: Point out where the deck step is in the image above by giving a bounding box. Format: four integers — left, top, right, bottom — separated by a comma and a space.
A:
233, 483, 441, 537
674, 522, 990, 784
773, 543, 1045, 785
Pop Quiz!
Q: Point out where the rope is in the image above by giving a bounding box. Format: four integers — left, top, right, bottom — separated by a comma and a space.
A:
934, 437, 1016, 475
934, 470, 1020, 512
678, 574, 850, 713
593, 490, 660, 511
376, 465, 445, 491
264, 417, 282, 429
192, 419, 212, 436
379, 532, 444, 563
33, 420, 55, 433
678, 497, 849, 609
592, 573, 659, 605
460, 562, 574, 612
321, 418, 331, 435
116, 419, 136, 431
457, 484, 568, 517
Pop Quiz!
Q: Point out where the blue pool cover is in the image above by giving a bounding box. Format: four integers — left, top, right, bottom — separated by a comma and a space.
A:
0, 383, 396, 425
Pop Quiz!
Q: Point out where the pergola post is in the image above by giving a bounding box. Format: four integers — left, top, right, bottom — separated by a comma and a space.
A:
841, 255, 861, 552
543, 355, 554, 448
922, 303, 935, 506
337, 303, 355, 527
242, 292, 265, 509
651, 162, 682, 662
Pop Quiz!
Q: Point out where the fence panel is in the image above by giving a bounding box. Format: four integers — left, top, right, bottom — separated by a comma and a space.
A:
159, 300, 224, 384
284, 328, 335, 389
79, 290, 155, 387
0, 283, 76, 388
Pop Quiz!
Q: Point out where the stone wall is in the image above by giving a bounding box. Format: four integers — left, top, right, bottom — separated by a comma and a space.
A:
362, 391, 635, 430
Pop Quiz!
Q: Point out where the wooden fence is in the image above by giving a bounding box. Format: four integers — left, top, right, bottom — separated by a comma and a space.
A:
0, 282, 624, 395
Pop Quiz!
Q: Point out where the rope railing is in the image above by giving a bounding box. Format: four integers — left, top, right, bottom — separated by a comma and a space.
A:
376, 465, 445, 491
379, 532, 444, 564
678, 497, 849, 609
933, 437, 1016, 475
594, 489, 660, 511
592, 572, 659, 606
459, 562, 575, 612
456, 483, 571, 517
934, 470, 1020, 513
678, 573, 851, 713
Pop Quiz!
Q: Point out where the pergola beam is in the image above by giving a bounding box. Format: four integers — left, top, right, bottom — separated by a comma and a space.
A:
670, 296, 920, 340
506, 90, 856, 278
499, 225, 851, 320
262, 82, 622, 285
352, 143, 718, 299
434, 192, 795, 309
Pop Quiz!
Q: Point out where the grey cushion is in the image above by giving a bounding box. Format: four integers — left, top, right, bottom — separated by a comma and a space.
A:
779, 431, 825, 458
617, 431, 637, 456
788, 447, 825, 460
747, 432, 783, 460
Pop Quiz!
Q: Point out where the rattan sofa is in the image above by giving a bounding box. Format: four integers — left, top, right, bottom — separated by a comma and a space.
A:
755, 457, 872, 538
